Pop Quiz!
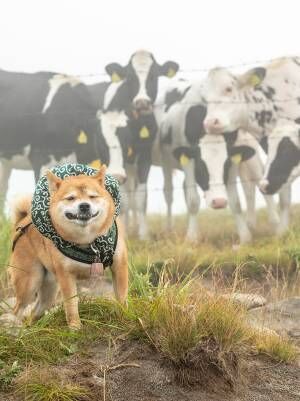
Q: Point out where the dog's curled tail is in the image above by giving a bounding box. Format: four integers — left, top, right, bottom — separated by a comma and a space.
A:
11, 194, 32, 226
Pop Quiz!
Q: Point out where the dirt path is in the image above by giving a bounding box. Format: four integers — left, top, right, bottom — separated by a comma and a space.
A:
3, 340, 299, 401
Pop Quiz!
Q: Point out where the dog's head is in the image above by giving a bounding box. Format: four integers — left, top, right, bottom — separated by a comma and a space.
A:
46, 165, 115, 245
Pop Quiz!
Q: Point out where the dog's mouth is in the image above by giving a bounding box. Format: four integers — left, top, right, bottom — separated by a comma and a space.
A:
65, 211, 99, 222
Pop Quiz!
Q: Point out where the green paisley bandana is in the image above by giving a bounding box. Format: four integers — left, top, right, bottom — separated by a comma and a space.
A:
31, 163, 120, 267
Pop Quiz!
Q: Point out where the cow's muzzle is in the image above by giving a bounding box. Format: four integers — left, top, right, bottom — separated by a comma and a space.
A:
203, 118, 224, 135
211, 198, 228, 209
132, 99, 153, 117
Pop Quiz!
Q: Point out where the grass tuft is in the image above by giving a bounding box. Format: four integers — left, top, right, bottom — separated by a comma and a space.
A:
16, 378, 89, 401
252, 329, 298, 363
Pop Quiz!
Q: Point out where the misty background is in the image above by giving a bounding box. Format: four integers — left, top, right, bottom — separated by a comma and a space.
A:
2, 0, 299, 213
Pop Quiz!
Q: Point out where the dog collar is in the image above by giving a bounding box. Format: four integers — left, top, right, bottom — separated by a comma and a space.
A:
31, 163, 120, 267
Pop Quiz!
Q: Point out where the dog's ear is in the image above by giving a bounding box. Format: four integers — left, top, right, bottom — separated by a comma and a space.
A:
46, 171, 62, 194
93, 165, 107, 187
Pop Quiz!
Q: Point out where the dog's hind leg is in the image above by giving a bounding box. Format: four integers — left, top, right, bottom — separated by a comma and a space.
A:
10, 255, 44, 321
31, 269, 58, 321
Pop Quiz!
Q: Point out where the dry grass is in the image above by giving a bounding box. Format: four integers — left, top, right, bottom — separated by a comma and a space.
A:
15, 368, 90, 401
252, 329, 298, 363
0, 272, 297, 394
0, 206, 299, 397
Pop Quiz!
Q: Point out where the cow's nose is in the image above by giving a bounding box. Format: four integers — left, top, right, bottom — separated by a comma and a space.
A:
133, 98, 152, 111
211, 198, 227, 209
204, 118, 222, 133
79, 202, 90, 213
259, 179, 269, 194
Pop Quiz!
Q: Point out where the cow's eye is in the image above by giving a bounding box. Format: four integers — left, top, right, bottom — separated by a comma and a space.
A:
225, 87, 233, 94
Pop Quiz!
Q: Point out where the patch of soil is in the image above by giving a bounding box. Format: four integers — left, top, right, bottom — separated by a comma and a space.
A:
3, 340, 300, 401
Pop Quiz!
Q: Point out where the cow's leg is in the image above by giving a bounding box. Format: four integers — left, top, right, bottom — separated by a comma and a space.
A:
0, 161, 12, 206
29, 151, 44, 182
121, 164, 136, 233
135, 182, 148, 239
227, 165, 252, 244
182, 160, 200, 242
277, 183, 291, 235
239, 163, 257, 230
239, 157, 279, 231
161, 148, 173, 231
127, 164, 137, 230
136, 150, 152, 240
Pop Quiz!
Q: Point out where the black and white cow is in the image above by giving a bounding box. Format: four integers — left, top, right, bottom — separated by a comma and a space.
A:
260, 118, 300, 194
158, 80, 279, 243
0, 70, 115, 201
98, 50, 179, 238
202, 58, 300, 232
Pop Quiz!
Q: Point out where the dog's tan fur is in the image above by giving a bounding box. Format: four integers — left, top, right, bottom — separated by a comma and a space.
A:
9, 166, 128, 329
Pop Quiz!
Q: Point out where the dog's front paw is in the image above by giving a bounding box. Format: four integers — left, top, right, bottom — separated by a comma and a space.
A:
68, 320, 82, 330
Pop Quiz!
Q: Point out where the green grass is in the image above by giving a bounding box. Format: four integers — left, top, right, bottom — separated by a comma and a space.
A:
16, 374, 90, 401
0, 205, 299, 396
252, 328, 297, 363
0, 269, 297, 393
1, 205, 300, 283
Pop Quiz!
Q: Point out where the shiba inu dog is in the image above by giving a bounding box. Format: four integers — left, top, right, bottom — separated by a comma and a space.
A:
9, 165, 128, 329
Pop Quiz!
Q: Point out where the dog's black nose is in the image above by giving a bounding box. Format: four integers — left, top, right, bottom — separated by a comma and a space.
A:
79, 203, 90, 213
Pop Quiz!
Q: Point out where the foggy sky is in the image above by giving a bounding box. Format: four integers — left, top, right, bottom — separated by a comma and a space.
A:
2, 0, 300, 213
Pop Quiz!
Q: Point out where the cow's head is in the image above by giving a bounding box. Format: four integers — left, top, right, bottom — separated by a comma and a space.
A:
195, 133, 255, 208
259, 121, 300, 194
203, 67, 266, 135
105, 50, 179, 114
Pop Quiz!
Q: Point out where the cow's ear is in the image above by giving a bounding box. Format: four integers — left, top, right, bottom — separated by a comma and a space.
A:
230, 146, 255, 164
159, 61, 179, 78
46, 171, 62, 194
105, 63, 126, 83
238, 67, 266, 88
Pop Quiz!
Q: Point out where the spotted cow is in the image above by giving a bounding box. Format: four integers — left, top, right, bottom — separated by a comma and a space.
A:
97, 50, 179, 238
158, 80, 279, 243
0, 70, 114, 202
202, 57, 300, 232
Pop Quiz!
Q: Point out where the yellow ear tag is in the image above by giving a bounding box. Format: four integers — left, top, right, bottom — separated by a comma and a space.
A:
127, 146, 133, 157
167, 68, 176, 78
89, 159, 102, 169
77, 130, 88, 144
249, 74, 261, 87
180, 154, 190, 166
140, 126, 150, 139
111, 72, 121, 83
231, 154, 242, 165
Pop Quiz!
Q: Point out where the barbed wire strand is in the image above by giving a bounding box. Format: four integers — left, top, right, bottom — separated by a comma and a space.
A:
70, 56, 300, 79
3, 94, 300, 121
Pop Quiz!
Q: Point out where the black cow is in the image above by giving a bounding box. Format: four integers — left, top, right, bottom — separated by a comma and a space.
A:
97, 50, 179, 238
0, 70, 112, 201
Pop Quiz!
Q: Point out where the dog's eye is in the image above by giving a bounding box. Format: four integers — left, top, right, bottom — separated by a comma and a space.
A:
89, 195, 99, 199
65, 195, 75, 201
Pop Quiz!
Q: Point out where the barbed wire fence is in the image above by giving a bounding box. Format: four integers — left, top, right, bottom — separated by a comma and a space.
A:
71, 55, 300, 79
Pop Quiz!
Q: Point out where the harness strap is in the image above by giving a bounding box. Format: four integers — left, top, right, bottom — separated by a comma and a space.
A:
12, 221, 33, 251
